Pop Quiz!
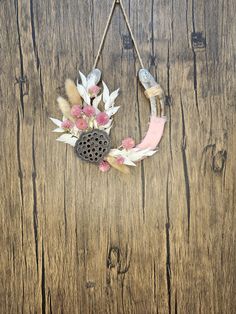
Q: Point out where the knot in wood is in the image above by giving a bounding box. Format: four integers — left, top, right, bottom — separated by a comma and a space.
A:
75, 129, 111, 164
212, 150, 227, 174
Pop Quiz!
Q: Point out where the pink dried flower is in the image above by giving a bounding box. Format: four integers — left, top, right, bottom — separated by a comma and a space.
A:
71, 105, 82, 118
99, 160, 111, 172
122, 137, 135, 150
61, 119, 74, 129
96, 112, 109, 126
76, 118, 88, 130
89, 85, 101, 97
116, 156, 125, 165
83, 105, 96, 117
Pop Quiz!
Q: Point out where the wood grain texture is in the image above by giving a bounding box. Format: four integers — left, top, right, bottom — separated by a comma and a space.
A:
0, 0, 235, 313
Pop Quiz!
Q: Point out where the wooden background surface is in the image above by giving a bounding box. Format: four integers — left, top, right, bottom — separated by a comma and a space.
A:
0, 0, 235, 313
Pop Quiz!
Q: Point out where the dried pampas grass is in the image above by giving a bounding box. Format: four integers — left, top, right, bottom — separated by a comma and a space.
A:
65, 79, 82, 105
57, 97, 74, 122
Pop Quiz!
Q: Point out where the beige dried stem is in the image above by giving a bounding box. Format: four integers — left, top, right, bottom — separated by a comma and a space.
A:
65, 79, 82, 105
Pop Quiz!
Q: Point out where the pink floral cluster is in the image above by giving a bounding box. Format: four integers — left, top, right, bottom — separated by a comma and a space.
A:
98, 137, 136, 172
99, 161, 111, 172
121, 137, 135, 150
88, 85, 101, 98
61, 104, 110, 131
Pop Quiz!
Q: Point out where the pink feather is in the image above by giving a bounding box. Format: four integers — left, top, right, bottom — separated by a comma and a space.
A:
136, 116, 167, 150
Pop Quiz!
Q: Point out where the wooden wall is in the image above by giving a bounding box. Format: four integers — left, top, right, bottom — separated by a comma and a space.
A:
0, 0, 235, 313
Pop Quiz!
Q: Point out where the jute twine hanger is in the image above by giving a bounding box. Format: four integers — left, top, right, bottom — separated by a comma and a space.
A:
93, 0, 145, 69
93, 0, 165, 117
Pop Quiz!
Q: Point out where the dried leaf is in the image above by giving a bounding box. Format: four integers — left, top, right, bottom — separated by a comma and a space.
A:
105, 88, 120, 110
102, 81, 110, 103
56, 134, 77, 147
52, 127, 65, 133
106, 106, 120, 117
107, 156, 130, 174
79, 71, 87, 88
88, 118, 94, 129
93, 94, 102, 110
127, 148, 157, 162
93, 120, 98, 129
98, 119, 113, 133
109, 149, 136, 166
104, 125, 112, 135
65, 79, 82, 105
110, 88, 120, 101
50, 117, 62, 127
77, 84, 91, 105
109, 148, 156, 164
123, 158, 136, 166
57, 97, 74, 122
102, 119, 113, 129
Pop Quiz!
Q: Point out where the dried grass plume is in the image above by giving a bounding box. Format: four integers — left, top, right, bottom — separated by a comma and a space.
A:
57, 97, 74, 122
65, 79, 82, 105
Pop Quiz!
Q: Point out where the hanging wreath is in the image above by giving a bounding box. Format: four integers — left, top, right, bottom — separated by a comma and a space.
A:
50, 0, 166, 174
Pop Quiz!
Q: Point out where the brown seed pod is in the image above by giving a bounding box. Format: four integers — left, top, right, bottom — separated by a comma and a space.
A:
75, 130, 111, 164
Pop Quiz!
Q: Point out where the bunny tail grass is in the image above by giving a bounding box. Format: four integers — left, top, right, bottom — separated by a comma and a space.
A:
65, 79, 82, 105
57, 97, 74, 122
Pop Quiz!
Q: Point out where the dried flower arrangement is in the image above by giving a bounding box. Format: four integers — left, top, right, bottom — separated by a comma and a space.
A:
50, 69, 166, 173
49, 0, 167, 174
